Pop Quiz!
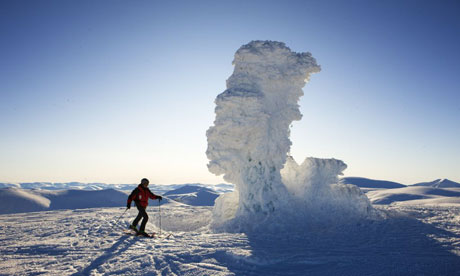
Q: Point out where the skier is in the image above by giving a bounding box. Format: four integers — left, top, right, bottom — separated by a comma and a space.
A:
127, 178, 162, 237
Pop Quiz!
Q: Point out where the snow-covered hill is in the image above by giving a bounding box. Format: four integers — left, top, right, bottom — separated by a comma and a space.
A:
412, 178, 460, 188
341, 177, 406, 189
164, 185, 220, 206
0, 188, 128, 214
367, 186, 460, 205
0, 184, 224, 214
0, 188, 50, 214
0, 182, 234, 193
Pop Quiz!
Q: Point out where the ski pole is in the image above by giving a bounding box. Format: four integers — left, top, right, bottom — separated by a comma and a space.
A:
106, 208, 128, 237
115, 208, 128, 224
158, 199, 162, 236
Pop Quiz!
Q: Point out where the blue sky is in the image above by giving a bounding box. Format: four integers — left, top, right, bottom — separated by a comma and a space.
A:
1, 0, 459, 184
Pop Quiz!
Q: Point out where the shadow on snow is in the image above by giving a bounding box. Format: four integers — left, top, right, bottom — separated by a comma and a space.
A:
71, 235, 135, 276
214, 213, 460, 276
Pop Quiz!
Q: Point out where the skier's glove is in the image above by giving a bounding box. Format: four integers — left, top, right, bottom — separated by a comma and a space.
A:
158, 196, 163, 201
127, 203, 131, 209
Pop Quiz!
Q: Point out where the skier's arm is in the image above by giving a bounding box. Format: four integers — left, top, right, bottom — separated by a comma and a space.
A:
147, 189, 162, 200
127, 188, 139, 207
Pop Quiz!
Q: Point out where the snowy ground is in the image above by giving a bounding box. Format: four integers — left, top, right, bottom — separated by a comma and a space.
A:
1, 201, 460, 275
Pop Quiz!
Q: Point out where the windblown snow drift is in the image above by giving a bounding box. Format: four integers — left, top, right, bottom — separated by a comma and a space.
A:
207, 41, 376, 232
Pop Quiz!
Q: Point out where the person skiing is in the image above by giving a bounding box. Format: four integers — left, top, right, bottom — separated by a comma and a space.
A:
127, 178, 162, 237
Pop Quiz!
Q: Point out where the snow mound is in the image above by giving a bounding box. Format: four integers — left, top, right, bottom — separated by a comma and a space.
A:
0, 188, 128, 214
367, 186, 460, 205
0, 188, 50, 214
38, 189, 128, 210
412, 179, 460, 188
341, 177, 406, 189
164, 185, 219, 206
207, 41, 376, 233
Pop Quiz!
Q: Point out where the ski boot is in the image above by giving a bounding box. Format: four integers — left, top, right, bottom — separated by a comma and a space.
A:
129, 224, 138, 233
137, 231, 152, 238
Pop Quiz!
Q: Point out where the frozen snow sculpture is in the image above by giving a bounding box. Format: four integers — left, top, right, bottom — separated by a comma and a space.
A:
207, 41, 375, 232
206, 41, 320, 230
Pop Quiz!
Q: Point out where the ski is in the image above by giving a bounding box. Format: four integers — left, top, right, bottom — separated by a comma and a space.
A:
123, 229, 137, 236
156, 233, 173, 240
138, 233, 155, 238
123, 229, 156, 238
122, 229, 174, 240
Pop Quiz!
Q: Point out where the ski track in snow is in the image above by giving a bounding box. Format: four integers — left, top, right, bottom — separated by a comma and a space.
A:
1, 204, 460, 275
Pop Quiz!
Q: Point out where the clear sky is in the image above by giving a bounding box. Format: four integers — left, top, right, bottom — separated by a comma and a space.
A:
1, 0, 459, 185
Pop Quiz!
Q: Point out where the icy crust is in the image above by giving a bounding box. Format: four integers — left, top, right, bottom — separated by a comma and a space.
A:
207, 41, 375, 233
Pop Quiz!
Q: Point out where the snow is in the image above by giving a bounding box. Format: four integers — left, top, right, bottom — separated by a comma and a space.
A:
164, 185, 220, 206
1, 183, 460, 274
0, 182, 234, 194
341, 177, 407, 189
367, 186, 460, 206
0, 186, 208, 214
206, 41, 320, 218
0, 188, 50, 214
341, 178, 460, 190
1, 202, 460, 275
206, 41, 375, 232
0, 188, 127, 214
280, 156, 377, 226
412, 179, 460, 188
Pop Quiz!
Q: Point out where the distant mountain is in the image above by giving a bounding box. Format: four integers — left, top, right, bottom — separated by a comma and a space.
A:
0, 188, 50, 214
0, 188, 128, 214
341, 177, 406, 189
411, 179, 460, 188
164, 185, 220, 206
0, 184, 223, 214
0, 182, 234, 194
40, 189, 128, 210
0, 182, 138, 191
366, 186, 460, 205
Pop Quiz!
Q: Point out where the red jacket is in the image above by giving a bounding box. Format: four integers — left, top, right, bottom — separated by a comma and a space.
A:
127, 185, 159, 208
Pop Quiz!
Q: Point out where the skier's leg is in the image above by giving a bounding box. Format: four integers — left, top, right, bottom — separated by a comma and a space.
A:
139, 208, 149, 232
132, 204, 143, 227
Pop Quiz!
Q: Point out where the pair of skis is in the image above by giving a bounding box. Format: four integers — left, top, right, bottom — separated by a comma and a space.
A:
123, 229, 173, 239
123, 228, 154, 238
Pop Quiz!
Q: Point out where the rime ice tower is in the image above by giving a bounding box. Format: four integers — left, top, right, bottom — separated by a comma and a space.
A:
207, 41, 375, 232
206, 41, 320, 230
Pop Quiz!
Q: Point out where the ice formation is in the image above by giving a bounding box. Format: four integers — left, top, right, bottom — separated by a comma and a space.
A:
206, 41, 375, 232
